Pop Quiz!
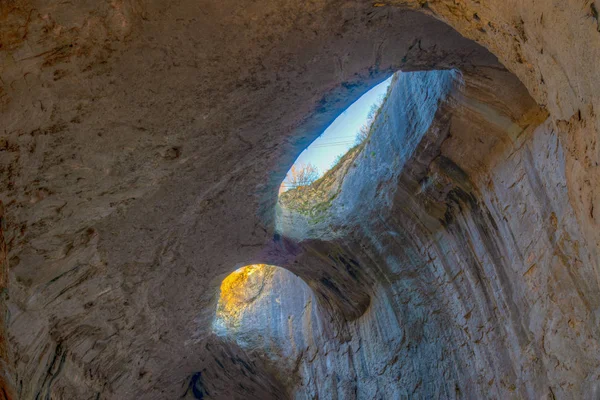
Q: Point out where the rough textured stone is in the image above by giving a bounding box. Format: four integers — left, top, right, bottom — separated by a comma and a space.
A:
0, 1, 598, 399
0, 202, 14, 399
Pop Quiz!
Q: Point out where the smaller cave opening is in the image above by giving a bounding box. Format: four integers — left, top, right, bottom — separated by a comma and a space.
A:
213, 264, 277, 334
212, 264, 315, 356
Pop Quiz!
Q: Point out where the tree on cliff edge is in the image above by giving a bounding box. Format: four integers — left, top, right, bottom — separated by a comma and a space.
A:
281, 163, 320, 192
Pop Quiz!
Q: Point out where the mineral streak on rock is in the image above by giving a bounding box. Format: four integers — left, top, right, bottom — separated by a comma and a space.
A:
0, 0, 599, 399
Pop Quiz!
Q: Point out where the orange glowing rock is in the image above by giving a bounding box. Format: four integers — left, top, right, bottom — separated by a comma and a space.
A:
216, 264, 274, 328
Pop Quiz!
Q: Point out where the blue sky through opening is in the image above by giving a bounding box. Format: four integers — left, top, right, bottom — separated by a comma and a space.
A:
282, 75, 393, 189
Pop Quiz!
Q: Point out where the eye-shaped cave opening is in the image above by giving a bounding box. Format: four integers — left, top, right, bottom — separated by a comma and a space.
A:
213, 264, 312, 337
211, 265, 318, 379
279, 74, 394, 197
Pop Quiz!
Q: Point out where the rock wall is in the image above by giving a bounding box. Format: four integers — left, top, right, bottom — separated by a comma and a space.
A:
0, 0, 598, 399
0, 202, 14, 400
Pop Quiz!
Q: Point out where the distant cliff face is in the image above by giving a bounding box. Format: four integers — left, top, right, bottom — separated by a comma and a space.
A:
0, 1, 599, 399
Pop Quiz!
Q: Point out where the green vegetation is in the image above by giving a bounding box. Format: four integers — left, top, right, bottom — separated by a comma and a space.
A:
279, 144, 362, 220
279, 72, 399, 221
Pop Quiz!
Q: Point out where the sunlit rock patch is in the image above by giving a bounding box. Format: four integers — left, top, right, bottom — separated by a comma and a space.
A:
213, 264, 275, 332
213, 264, 315, 349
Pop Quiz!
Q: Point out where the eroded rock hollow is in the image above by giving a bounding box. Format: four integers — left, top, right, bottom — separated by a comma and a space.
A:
0, 1, 599, 399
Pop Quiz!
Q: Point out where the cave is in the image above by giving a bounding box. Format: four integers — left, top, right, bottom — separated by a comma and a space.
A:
0, 1, 599, 399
